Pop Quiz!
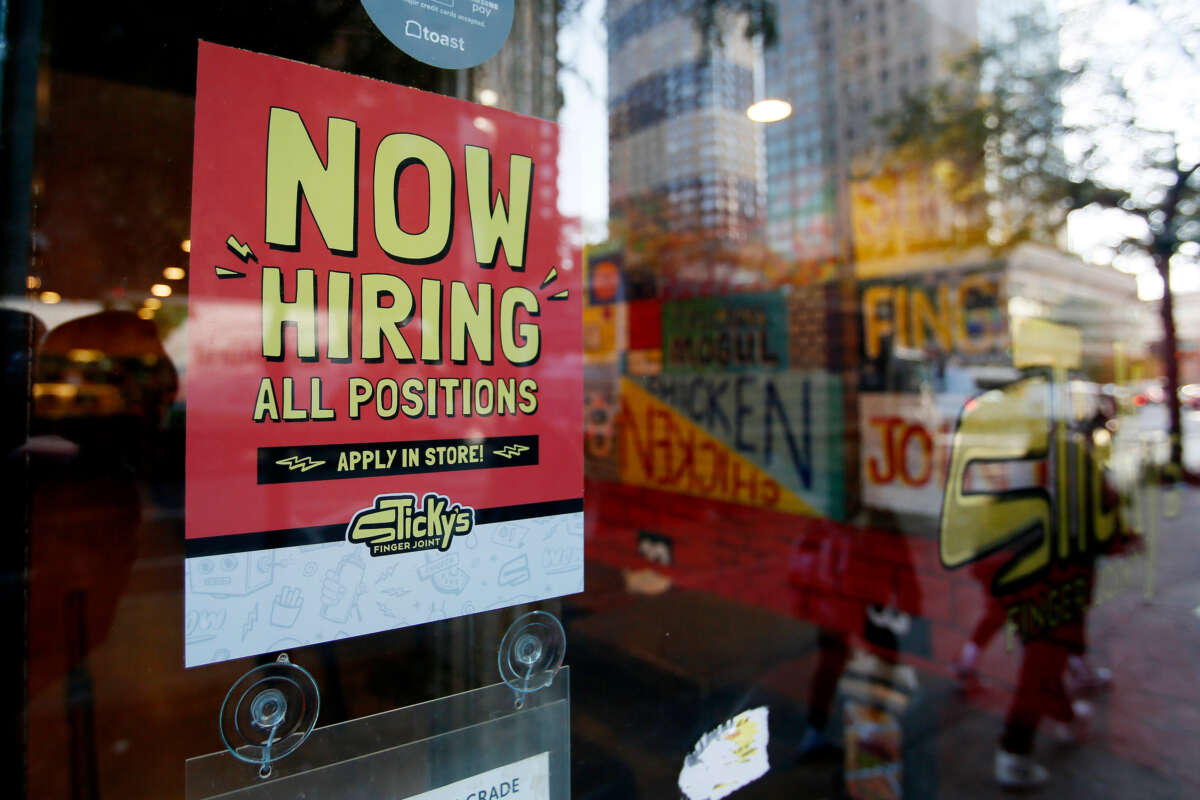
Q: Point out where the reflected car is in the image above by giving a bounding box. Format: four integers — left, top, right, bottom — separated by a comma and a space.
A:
1133, 380, 1166, 406
1180, 384, 1200, 410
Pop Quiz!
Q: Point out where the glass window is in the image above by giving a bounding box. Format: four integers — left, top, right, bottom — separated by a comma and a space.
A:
5, 1, 1199, 798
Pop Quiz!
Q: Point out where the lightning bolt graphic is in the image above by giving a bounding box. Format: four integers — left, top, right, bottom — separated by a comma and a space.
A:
226, 234, 257, 263
275, 455, 327, 472
539, 265, 568, 300
493, 444, 531, 459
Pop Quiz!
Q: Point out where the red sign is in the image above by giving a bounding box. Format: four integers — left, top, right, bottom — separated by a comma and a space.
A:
184, 44, 581, 664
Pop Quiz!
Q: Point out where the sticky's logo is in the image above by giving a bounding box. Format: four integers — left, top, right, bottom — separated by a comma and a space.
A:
939, 319, 1121, 594
348, 493, 474, 557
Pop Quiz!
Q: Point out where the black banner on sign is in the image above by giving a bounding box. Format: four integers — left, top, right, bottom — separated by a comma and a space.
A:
258, 435, 539, 484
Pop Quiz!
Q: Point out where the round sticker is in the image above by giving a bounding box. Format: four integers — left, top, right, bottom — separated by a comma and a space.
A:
362, 0, 514, 70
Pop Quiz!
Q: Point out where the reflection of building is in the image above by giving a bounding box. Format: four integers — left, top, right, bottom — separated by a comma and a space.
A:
607, 0, 762, 239
860, 243, 1148, 389
762, 1, 1061, 275
472, 0, 562, 119
1005, 244, 1150, 374
857, 243, 1149, 522
763, 0, 978, 270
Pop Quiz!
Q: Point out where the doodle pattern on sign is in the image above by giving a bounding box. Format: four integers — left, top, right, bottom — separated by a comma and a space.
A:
184, 512, 582, 666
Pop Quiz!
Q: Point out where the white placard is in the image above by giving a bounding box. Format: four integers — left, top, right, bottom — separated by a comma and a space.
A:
404, 753, 550, 800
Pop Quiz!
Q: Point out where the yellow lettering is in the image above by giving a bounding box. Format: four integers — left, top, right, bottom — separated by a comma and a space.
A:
862, 285, 893, 360
253, 377, 279, 421
955, 276, 996, 353
401, 378, 425, 417
439, 377, 459, 415
281, 377, 307, 420
517, 378, 538, 414
374, 133, 453, 262
376, 378, 399, 419
421, 278, 442, 362
311, 377, 334, 420
361, 274, 415, 361
450, 281, 493, 363
328, 271, 352, 360
500, 286, 540, 365
265, 109, 357, 253
465, 145, 533, 269
894, 286, 910, 349
262, 267, 317, 360
349, 377, 373, 418
910, 285, 952, 352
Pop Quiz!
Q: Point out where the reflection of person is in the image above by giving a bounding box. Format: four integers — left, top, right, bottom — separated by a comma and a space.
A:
800, 628, 849, 756
991, 401, 1130, 788
28, 309, 178, 656
956, 554, 1113, 696
25, 310, 177, 796
788, 520, 853, 758
993, 577, 1092, 789
957, 408, 1118, 695
952, 559, 1008, 686
789, 515, 928, 797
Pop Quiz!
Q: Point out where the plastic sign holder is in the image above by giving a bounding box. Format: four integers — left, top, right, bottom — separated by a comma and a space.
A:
187, 614, 570, 799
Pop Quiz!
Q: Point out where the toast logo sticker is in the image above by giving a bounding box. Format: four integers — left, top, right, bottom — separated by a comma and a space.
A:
362, 0, 513, 70
348, 493, 475, 556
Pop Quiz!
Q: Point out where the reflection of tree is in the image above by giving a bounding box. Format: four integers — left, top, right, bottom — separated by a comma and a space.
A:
874, 10, 1199, 473
611, 197, 811, 299
692, 0, 778, 51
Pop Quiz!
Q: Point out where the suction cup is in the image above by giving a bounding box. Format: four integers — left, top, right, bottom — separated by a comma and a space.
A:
219, 654, 320, 778
498, 611, 565, 705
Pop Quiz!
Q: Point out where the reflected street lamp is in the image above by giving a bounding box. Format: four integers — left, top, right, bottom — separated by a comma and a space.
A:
746, 98, 791, 123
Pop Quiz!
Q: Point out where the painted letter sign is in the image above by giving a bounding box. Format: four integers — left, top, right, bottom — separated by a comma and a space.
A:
184, 43, 582, 667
